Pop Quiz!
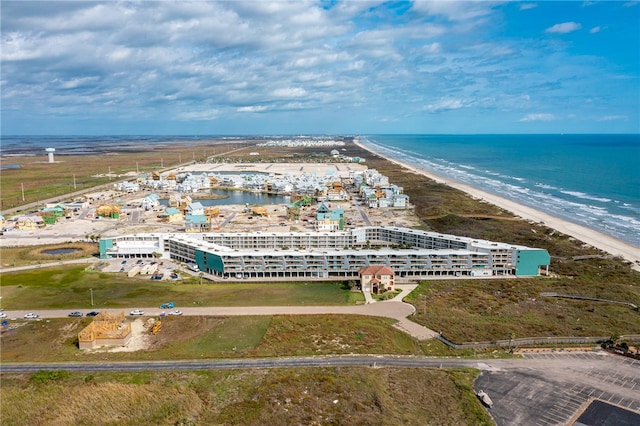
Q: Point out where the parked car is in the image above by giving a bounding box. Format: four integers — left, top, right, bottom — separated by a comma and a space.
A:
86, 311, 100, 317
24, 313, 39, 319
130, 309, 144, 316
168, 310, 183, 316
0, 313, 7, 319
68, 311, 83, 317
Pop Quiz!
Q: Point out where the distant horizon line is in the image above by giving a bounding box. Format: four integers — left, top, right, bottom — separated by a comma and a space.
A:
2, 132, 639, 138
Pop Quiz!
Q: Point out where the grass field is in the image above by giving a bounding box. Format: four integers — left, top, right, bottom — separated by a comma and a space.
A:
406, 277, 640, 343
0, 367, 492, 426
0, 243, 98, 267
1, 313, 433, 362
0, 141, 248, 211
346, 143, 640, 343
0, 265, 364, 309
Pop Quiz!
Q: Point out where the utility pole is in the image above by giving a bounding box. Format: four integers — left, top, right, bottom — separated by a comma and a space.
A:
21, 183, 25, 201
90, 288, 94, 306
136, 161, 139, 173
73, 174, 77, 189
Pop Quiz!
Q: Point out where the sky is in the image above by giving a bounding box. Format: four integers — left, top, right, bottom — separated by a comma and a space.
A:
1, 1, 639, 135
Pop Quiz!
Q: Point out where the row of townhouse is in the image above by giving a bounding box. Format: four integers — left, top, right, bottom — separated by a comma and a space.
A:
99, 226, 550, 279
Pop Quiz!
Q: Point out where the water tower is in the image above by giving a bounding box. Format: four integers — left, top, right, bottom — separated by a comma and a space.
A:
46, 147, 56, 163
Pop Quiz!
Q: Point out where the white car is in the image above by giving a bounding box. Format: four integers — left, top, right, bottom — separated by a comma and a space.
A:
130, 309, 145, 316
24, 313, 39, 319
0, 313, 7, 319
168, 310, 183, 316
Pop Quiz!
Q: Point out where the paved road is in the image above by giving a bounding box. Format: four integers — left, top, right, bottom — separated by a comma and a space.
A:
0, 284, 438, 340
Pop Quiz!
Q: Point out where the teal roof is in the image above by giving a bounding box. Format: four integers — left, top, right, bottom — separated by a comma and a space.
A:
165, 208, 181, 215
317, 212, 342, 221
185, 214, 208, 224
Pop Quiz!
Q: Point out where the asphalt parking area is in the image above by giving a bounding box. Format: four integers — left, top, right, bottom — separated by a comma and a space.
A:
474, 353, 640, 426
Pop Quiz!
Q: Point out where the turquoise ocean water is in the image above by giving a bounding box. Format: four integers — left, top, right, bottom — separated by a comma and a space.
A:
361, 135, 640, 247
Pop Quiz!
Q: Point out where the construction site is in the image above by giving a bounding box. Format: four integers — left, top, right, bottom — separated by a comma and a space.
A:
78, 311, 131, 350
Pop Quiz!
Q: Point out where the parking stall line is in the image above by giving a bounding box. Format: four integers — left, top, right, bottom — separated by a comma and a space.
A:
541, 411, 568, 423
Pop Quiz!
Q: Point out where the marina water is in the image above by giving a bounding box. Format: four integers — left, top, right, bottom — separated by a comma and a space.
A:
361, 134, 640, 247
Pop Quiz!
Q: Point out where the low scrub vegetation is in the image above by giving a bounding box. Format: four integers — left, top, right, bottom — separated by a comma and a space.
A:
0, 367, 492, 426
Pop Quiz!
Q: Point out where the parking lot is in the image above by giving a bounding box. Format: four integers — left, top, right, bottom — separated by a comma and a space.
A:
475, 353, 640, 425
100, 257, 182, 281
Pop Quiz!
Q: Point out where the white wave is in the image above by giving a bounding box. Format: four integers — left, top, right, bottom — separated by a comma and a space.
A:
560, 190, 612, 203
535, 183, 558, 190
360, 137, 640, 246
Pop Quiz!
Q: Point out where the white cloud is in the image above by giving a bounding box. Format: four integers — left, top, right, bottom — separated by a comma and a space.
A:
546, 22, 582, 34
271, 88, 308, 98
177, 109, 220, 121
589, 26, 602, 34
237, 105, 270, 113
411, 1, 496, 22
519, 113, 556, 122
1, 1, 638, 134
422, 42, 442, 54
519, 3, 537, 11
57, 76, 100, 90
425, 98, 468, 112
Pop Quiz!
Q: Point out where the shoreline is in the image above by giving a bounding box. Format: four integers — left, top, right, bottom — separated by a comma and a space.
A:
354, 139, 640, 270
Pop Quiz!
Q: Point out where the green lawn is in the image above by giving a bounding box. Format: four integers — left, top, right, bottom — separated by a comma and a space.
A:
0, 265, 364, 309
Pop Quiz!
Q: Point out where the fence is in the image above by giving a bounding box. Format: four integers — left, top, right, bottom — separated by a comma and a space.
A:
435, 334, 640, 350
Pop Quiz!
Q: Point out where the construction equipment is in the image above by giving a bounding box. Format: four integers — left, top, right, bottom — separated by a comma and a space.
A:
252, 206, 268, 216
160, 302, 174, 309
152, 320, 162, 335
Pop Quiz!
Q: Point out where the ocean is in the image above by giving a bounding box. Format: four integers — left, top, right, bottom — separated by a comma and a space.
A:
361, 134, 640, 248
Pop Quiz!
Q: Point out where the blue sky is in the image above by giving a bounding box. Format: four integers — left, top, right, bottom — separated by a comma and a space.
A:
1, 1, 638, 135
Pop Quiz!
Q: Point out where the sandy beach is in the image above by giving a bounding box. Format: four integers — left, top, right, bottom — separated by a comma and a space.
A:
354, 140, 640, 270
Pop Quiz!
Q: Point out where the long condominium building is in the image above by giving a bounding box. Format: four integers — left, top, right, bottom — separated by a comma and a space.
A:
99, 226, 550, 279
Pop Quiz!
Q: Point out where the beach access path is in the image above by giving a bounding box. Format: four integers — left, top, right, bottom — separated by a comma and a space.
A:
354, 140, 640, 271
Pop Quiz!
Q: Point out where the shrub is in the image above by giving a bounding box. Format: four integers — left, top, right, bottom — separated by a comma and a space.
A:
30, 370, 70, 385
